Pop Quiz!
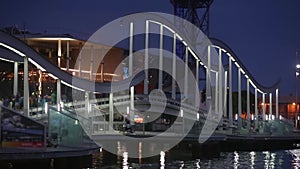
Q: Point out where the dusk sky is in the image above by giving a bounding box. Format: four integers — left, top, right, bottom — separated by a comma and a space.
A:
1, 0, 300, 96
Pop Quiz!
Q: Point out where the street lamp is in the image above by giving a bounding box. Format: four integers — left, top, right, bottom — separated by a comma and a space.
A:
296, 63, 300, 129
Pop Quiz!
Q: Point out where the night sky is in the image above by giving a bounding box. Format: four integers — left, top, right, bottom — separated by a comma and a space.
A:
1, 0, 300, 96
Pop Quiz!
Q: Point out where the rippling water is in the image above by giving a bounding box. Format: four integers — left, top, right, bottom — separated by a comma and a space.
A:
4, 148, 300, 168
91, 149, 300, 169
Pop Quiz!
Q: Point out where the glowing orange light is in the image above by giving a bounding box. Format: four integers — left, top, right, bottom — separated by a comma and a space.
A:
134, 117, 144, 123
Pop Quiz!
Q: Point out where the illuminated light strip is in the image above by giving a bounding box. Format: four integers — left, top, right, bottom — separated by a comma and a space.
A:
210, 45, 220, 49
148, 20, 176, 34
147, 19, 201, 56
48, 73, 58, 80
148, 20, 161, 26
61, 68, 78, 72
61, 67, 120, 77
0, 57, 14, 63
162, 24, 175, 34
93, 73, 103, 76
240, 68, 245, 74
175, 34, 183, 41
230, 56, 235, 62
28, 58, 46, 71
147, 20, 199, 62
146, 20, 227, 73
0, 42, 25, 57
249, 79, 257, 88
61, 80, 85, 92
81, 70, 91, 73
257, 88, 264, 94
203, 65, 217, 73
212, 45, 227, 54
226, 52, 231, 56
245, 75, 249, 79
235, 62, 240, 68
103, 73, 117, 76
187, 47, 199, 61
27, 37, 75, 41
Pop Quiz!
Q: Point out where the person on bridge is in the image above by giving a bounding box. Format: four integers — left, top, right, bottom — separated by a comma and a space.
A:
125, 119, 135, 134
51, 92, 56, 104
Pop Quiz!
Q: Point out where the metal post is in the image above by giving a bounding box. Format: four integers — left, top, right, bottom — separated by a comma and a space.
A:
90, 46, 94, 80
172, 34, 176, 100
180, 109, 184, 135
129, 22, 133, 77
255, 88, 258, 129
58, 39, 61, 67
57, 79, 61, 105
85, 91, 90, 114
247, 78, 250, 130
13, 62, 18, 97
129, 22, 135, 125
218, 48, 222, 118
109, 93, 114, 131
269, 93, 272, 119
206, 46, 211, 111
159, 24, 163, 90
144, 20, 149, 95
224, 71, 227, 117
238, 68, 242, 130
262, 93, 266, 121
184, 46, 188, 98
229, 57, 233, 126
276, 89, 279, 119
47, 103, 50, 145
215, 73, 218, 114
78, 46, 82, 77
101, 62, 104, 82
23, 56, 29, 116
0, 104, 1, 146
130, 87, 134, 119
195, 60, 199, 107
67, 40, 70, 71
296, 77, 298, 128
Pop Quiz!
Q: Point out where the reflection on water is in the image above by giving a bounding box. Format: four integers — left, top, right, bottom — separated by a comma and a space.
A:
91, 148, 300, 168
160, 151, 165, 169
233, 151, 239, 169
289, 149, 300, 168
250, 151, 255, 168
122, 152, 128, 169
263, 151, 276, 168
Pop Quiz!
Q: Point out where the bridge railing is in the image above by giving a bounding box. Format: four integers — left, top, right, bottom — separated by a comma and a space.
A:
84, 93, 209, 135
47, 106, 93, 146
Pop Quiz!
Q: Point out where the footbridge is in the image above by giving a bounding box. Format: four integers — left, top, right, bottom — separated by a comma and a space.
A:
0, 13, 289, 148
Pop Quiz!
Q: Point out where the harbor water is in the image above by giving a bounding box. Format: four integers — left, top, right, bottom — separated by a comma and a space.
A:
92, 148, 300, 168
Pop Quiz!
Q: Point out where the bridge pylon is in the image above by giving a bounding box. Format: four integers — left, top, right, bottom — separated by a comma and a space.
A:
171, 0, 213, 36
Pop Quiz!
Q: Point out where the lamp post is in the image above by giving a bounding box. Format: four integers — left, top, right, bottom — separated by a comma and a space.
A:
295, 54, 300, 129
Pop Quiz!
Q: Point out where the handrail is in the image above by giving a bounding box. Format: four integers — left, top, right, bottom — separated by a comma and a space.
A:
210, 37, 280, 93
